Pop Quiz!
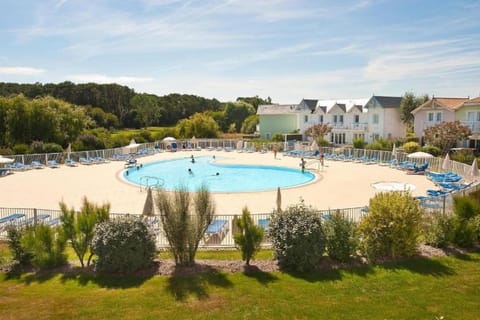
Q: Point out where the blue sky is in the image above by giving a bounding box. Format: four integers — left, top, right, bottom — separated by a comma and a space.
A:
1, 0, 479, 103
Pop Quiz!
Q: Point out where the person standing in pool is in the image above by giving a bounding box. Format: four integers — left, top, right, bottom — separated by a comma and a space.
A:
300, 158, 306, 173
188, 168, 193, 175
191, 155, 195, 163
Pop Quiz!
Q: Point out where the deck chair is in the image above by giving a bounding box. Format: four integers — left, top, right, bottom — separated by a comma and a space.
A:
16, 214, 50, 227
47, 160, 60, 168
0, 213, 26, 231
258, 218, 270, 231
204, 219, 228, 244
45, 217, 61, 226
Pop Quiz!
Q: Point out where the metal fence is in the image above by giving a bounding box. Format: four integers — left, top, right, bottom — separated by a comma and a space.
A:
0, 206, 367, 248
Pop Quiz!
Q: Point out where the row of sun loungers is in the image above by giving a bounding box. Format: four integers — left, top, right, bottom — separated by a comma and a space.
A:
0, 213, 61, 232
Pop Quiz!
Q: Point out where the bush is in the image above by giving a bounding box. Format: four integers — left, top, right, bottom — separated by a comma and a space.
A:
402, 141, 421, 153
60, 198, 110, 268
91, 218, 156, 273
453, 196, 479, 221
359, 192, 423, 261
316, 137, 330, 147
472, 215, 480, 242
233, 207, 264, 266
12, 144, 30, 154
421, 145, 441, 157
353, 137, 366, 149
324, 211, 358, 262
422, 213, 455, 248
365, 138, 392, 151
21, 224, 67, 269
155, 185, 215, 266
269, 201, 325, 272
272, 134, 284, 142
6, 226, 32, 265
451, 196, 480, 248
450, 150, 475, 165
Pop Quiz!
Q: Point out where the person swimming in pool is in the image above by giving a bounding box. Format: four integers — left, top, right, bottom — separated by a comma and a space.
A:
188, 168, 193, 175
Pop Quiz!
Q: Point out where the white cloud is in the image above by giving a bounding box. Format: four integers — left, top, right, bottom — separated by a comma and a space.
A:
0, 66, 46, 75
67, 73, 154, 84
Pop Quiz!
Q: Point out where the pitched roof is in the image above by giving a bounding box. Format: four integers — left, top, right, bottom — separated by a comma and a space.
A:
412, 97, 469, 114
256, 104, 298, 115
370, 96, 403, 108
300, 99, 318, 111
465, 97, 480, 104
349, 105, 363, 113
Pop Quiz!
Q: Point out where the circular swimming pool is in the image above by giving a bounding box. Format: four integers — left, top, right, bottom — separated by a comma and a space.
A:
123, 156, 316, 192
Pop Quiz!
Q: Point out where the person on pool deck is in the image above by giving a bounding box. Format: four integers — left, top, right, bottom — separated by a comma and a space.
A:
300, 158, 306, 173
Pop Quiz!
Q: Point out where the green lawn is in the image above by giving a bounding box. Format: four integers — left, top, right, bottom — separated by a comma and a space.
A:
1, 253, 479, 320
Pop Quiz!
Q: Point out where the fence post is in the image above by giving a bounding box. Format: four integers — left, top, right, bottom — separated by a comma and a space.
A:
34, 208, 38, 226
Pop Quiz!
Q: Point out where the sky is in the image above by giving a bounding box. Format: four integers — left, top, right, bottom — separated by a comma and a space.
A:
0, 0, 479, 103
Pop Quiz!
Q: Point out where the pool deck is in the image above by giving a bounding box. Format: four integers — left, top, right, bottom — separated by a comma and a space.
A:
0, 150, 437, 215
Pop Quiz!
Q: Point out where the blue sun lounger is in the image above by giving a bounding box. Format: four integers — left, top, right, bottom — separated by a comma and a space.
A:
204, 219, 228, 244
0, 213, 26, 230
258, 218, 270, 231
15, 214, 51, 227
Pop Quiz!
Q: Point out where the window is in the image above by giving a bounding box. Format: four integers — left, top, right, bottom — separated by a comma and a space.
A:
428, 112, 434, 122
339, 115, 344, 123
354, 115, 359, 123
436, 112, 442, 122
333, 115, 338, 123
477, 112, 480, 121
373, 114, 379, 124
304, 115, 308, 123
319, 115, 323, 123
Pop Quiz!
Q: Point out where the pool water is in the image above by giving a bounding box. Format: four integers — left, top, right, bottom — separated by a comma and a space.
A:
123, 156, 315, 192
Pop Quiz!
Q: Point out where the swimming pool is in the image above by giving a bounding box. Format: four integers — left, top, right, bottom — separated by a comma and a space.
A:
123, 156, 316, 192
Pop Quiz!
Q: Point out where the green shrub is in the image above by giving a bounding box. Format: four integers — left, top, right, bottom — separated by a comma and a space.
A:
422, 213, 455, 248
453, 219, 477, 248
402, 141, 421, 153
155, 184, 215, 266
21, 224, 67, 269
233, 207, 264, 266
12, 144, 30, 154
316, 137, 330, 147
366, 138, 392, 151
421, 145, 441, 157
43, 142, 64, 153
450, 150, 475, 165
272, 134, 284, 142
324, 212, 358, 262
6, 226, 32, 265
453, 196, 479, 221
353, 137, 366, 149
60, 198, 110, 268
472, 215, 480, 242
92, 218, 156, 273
269, 201, 325, 272
359, 192, 423, 261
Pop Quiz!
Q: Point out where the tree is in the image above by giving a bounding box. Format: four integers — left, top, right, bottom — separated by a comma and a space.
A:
304, 123, 332, 141
155, 185, 215, 266
223, 101, 256, 133
233, 207, 264, 266
176, 112, 220, 138
241, 114, 259, 134
236, 96, 272, 111
59, 197, 110, 268
400, 92, 429, 129
423, 121, 471, 154
130, 93, 161, 128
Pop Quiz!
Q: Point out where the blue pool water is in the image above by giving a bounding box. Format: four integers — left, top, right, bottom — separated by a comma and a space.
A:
123, 156, 315, 192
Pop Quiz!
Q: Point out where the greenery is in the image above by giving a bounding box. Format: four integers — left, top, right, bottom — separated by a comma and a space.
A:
155, 185, 215, 266
233, 207, 264, 266
91, 217, 157, 273
359, 192, 423, 261
324, 211, 358, 262
422, 213, 455, 248
352, 137, 366, 149
269, 201, 325, 272
399, 92, 429, 129
6, 226, 32, 264
176, 113, 220, 138
452, 196, 480, 248
304, 123, 332, 141
365, 137, 393, 151
450, 149, 476, 165
421, 145, 441, 156
1, 253, 480, 319
402, 141, 421, 153
60, 198, 110, 268
21, 224, 67, 269
423, 121, 472, 154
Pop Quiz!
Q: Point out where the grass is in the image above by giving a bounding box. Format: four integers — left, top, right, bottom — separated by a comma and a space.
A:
1, 252, 479, 319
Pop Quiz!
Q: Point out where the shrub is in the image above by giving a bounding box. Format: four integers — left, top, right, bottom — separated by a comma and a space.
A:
269, 201, 325, 272
12, 144, 30, 154
353, 137, 366, 149
421, 145, 441, 157
359, 192, 423, 261
365, 138, 392, 151
272, 134, 284, 142
155, 184, 215, 266
233, 207, 264, 266
453, 196, 479, 221
92, 217, 156, 273
317, 137, 330, 147
453, 219, 477, 248
60, 198, 110, 268
422, 213, 455, 248
6, 226, 32, 265
472, 215, 480, 242
42, 142, 64, 153
21, 224, 67, 269
450, 150, 475, 165
324, 211, 358, 262
402, 141, 421, 153
451, 196, 480, 248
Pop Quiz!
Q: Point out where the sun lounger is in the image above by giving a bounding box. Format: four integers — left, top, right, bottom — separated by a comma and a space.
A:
0, 168, 13, 177
47, 160, 60, 168
30, 160, 44, 169
0, 213, 26, 231
15, 214, 51, 227
204, 219, 228, 244
66, 159, 78, 166
258, 218, 270, 231
45, 217, 61, 226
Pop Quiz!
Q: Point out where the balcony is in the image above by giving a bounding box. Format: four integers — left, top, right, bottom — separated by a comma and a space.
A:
330, 122, 368, 131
